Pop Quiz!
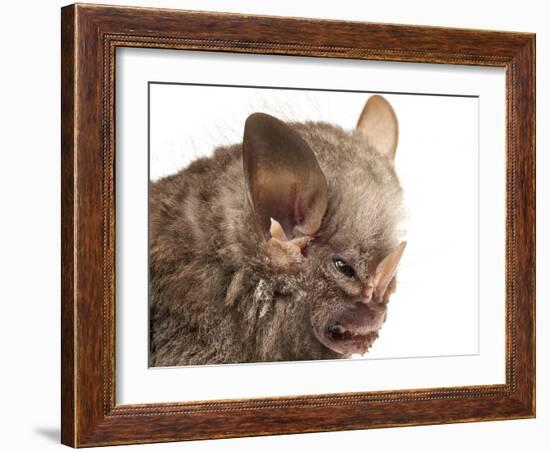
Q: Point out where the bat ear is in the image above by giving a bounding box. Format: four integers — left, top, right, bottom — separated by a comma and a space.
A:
243, 113, 328, 242
372, 241, 406, 301
356, 95, 399, 160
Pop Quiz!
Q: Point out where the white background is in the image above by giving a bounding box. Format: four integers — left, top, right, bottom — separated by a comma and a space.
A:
117, 50, 506, 404
0, 0, 546, 451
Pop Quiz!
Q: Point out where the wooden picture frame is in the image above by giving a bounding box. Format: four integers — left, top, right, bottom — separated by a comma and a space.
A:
61, 3, 535, 447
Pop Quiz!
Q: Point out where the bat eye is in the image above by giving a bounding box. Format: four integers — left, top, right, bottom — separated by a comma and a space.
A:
332, 258, 356, 278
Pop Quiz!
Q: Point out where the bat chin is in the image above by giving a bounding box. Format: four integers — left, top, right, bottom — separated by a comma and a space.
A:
317, 324, 380, 356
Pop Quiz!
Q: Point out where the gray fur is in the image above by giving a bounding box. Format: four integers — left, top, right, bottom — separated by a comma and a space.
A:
149, 116, 405, 366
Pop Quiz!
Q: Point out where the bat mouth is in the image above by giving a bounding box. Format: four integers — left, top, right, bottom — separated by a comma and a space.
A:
313, 301, 386, 356
321, 323, 380, 356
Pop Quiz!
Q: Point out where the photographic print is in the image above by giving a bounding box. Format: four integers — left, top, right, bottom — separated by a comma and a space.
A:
145, 80, 480, 369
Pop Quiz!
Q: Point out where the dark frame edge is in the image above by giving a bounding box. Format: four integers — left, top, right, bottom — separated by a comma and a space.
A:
511, 33, 536, 419
61, 3, 77, 448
